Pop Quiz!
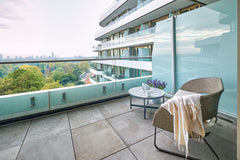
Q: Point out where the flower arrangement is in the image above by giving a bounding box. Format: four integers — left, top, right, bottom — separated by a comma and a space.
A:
147, 79, 167, 90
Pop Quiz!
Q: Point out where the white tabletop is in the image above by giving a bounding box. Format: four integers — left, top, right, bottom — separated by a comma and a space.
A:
128, 87, 165, 99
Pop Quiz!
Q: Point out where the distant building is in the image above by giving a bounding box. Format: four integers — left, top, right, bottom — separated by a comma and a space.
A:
0, 54, 2, 60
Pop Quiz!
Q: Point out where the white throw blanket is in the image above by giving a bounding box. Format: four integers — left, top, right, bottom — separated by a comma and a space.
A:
161, 93, 205, 157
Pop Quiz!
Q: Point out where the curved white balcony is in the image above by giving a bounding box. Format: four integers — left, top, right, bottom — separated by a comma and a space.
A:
93, 27, 155, 51
92, 60, 152, 71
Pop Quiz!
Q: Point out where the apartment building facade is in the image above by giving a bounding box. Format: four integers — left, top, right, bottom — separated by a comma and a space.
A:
91, 0, 216, 83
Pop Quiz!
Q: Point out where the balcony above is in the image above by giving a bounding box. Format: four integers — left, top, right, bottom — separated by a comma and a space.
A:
89, 68, 103, 75
92, 44, 102, 52
95, 0, 218, 41
99, 0, 137, 27
93, 27, 155, 51
92, 59, 152, 71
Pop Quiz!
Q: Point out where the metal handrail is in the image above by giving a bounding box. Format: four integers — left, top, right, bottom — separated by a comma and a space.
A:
0, 56, 152, 64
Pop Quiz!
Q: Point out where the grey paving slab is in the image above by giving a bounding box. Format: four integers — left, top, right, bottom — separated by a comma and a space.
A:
97, 99, 132, 119
103, 148, 137, 160
17, 130, 75, 160
24, 113, 69, 143
118, 96, 144, 107
72, 120, 126, 160
204, 132, 237, 160
0, 121, 30, 151
211, 118, 237, 144
162, 131, 217, 159
162, 130, 237, 160
129, 132, 185, 160
68, 105, 104, 129
0, 146, 20, 160
108, 109, 157, 146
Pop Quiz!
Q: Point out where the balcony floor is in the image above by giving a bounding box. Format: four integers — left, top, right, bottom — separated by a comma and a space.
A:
0, 97, 237, 160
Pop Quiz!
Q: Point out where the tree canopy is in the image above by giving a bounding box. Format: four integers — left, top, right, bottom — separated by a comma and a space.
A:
0, 62, 90, 96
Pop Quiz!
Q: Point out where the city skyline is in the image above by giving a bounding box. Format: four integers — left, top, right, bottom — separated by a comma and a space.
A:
0, 0, 115, 58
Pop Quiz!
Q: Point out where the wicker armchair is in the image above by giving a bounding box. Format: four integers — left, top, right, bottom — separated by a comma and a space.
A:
153, 77, 224, 160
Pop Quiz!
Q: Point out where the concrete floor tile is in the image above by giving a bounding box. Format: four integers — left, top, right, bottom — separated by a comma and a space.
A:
72, 120, 126, 160
17, 130, 75, 160
68, 106, 104, 129
0, 121, 30, 151
0, 146, 20, 160
162, 128, 237, 160
97, 99, 132, 119
117, 97, 144, 107
25, 113, 69, 143
129, 132, 185, 160
103, 148, 137, 160
108, 109, 157, 146
211, 118, 237, 144
204, 132, 237, 160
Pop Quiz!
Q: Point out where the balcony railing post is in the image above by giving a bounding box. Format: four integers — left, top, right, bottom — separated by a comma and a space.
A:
121, 83, 125, 91
103, 86, 106, 94
30, 96, 35, 108
62, 92, 66, 102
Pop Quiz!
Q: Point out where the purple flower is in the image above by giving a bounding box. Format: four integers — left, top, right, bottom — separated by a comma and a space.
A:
147, 79, 152, 86
147, 79, 167, 89
152, 79, 157, 87
157, 80, 162, 87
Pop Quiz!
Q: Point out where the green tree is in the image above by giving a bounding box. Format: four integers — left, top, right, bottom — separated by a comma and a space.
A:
38, 63, 47, 75
75, 80, 85, 85
41, 78, 63, 90
64, 63, 74, 74
79, 61, 90, 72
0, 78, 14, 95
7, 65, 45, 93
59, 73, 76, 85
0, 64, 18, 78
51, 70, 65, 81
73, 64, 82, 81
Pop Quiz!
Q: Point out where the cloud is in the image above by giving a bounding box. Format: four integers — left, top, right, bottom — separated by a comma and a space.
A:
0, 23, 9, 29
0, 0, 25, 20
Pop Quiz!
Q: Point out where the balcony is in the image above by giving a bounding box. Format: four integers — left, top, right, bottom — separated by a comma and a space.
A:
0, 0, 238, 159
93, 27, 155, 51
92, 44, 102, 52
0, 58, 152, 122
95, 0, 219, 40
101, 0, 154, 28
0, 97, 236, 160
92, 59, 152, 72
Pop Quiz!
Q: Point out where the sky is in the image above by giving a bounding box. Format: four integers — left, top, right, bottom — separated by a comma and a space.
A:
0, 0, 115, 58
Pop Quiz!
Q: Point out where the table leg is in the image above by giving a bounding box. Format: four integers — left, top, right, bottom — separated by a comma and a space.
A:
130, 96, 132, 109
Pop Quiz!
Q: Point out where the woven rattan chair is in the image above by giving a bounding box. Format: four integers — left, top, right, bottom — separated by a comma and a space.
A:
153, 77, 224, 160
